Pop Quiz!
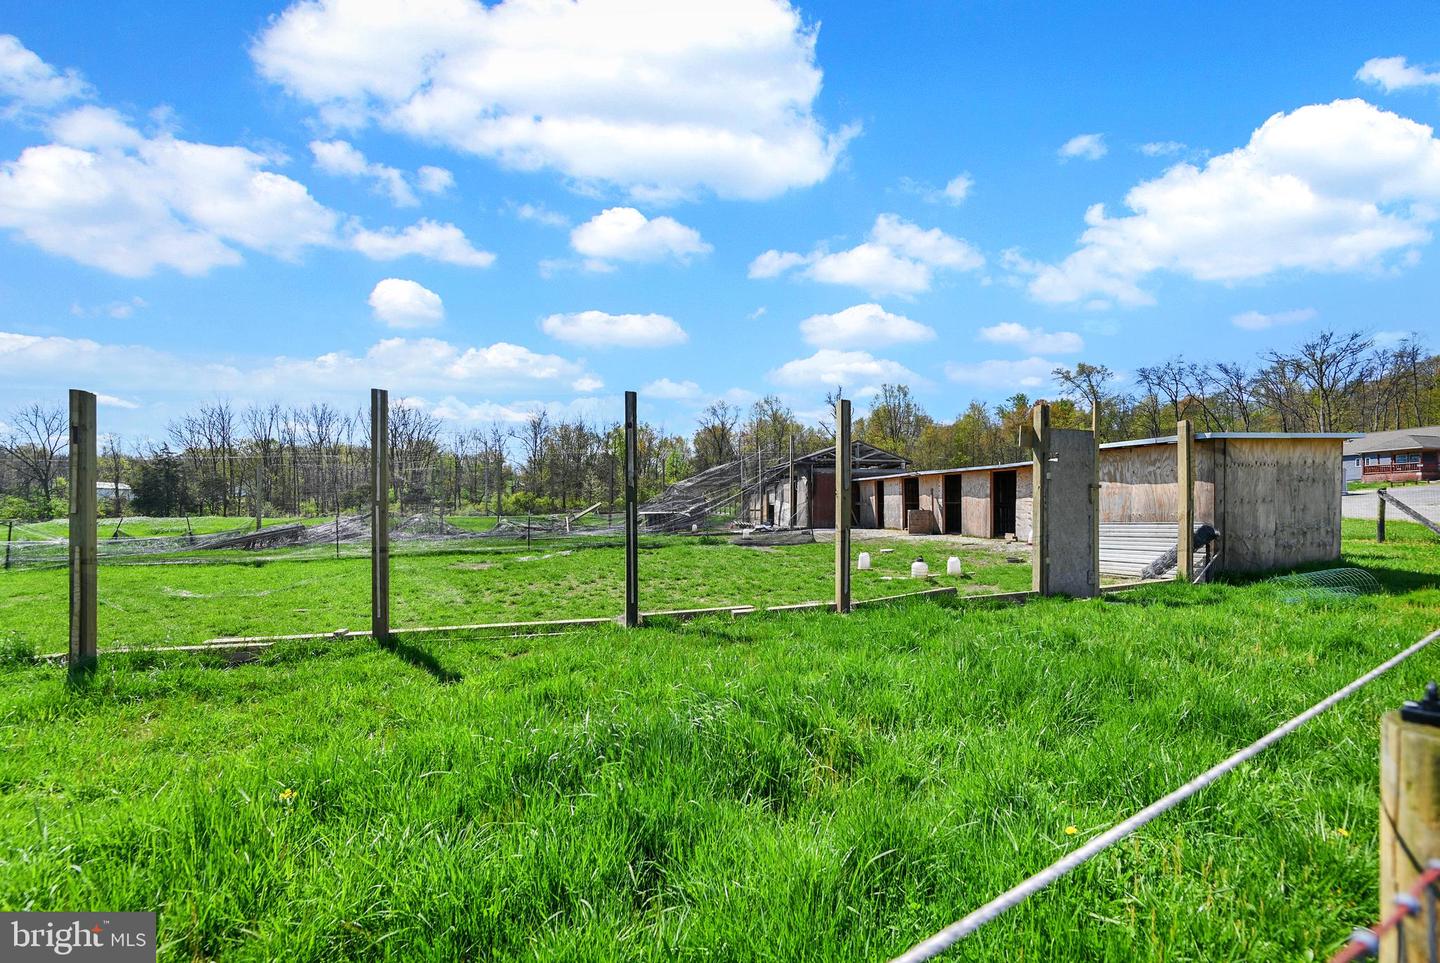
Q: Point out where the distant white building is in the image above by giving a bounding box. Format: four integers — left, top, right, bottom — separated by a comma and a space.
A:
97, 482, 132, 500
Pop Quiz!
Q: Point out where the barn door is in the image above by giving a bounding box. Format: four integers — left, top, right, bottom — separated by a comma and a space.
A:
812, 471, 835, 528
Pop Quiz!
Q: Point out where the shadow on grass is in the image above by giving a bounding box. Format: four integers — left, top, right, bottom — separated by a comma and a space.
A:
1209, 557, 1439, 596
380, 638, 462, 684
1344, 563, 1440, 595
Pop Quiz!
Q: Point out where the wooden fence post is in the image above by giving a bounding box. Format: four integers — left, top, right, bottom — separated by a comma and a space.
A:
1030, 401, 1050, 594
254, 458, 263, 532
1378, 487, 1387, 543
1177, 419, 1195, 582
68, 389, 98, 670
4, 519, 12, 571
787, 434, 796, 528
835, 398, 852, 614
1380, 687, 1440, 962
371, 388, 390, 643
624, 390, 639, 628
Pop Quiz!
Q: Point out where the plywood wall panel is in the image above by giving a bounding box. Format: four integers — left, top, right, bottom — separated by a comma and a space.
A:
1016, 466, 1033, 542
961, 472, 990, 536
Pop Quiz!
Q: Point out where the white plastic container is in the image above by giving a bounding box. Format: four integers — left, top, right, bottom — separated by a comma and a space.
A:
857, 551, 871, 570
947, 556, 962, 577
910, 558, 929, 578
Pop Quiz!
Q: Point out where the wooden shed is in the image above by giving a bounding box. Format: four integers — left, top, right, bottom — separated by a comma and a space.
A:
854, 432, 1350, 574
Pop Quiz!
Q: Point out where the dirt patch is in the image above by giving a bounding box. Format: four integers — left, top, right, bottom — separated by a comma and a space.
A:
451, 562, 495, 571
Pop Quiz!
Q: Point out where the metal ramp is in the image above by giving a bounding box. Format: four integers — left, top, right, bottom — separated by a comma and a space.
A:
1099, 524, 1207, 580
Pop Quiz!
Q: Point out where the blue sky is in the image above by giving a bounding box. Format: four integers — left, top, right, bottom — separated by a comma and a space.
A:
1, 0, 1438, 442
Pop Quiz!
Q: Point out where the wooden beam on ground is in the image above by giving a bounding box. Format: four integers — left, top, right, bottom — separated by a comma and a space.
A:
624, 390, 640, 627
767, 600, 830, 613
568, 502, 602, 525
639, 605, 756, 623
371, 388, 390, 643
835, 398, 852, 613
69, 388, 98, 671
1176, 419, 1195, 582
1380, 488, 1440, 537
851, 586, 957, 608
961, 588, 1039, 604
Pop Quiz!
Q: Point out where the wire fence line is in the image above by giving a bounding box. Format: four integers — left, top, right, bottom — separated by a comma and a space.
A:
889, 625, 1440, 963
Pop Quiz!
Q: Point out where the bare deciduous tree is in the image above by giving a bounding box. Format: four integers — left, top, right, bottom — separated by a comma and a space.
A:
1, 403, 67, 503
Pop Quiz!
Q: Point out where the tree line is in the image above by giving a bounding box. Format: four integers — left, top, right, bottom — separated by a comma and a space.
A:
2, 328, 1435, 521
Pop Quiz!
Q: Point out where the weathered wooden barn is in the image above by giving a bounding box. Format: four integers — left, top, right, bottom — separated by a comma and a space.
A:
844, 432, 1348, 573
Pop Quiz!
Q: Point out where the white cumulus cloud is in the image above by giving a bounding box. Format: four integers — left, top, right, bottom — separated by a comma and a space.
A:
942, 173, 974, 203
1357, 56, 1440, 93
799, 303, 935, 348
311, 139, 450, 206
1230, 307, 1317, 331
769, 348, 917, 390
368, 278, 444, 328
1059, 133, 1107, 161
0, 107, 338, 277
416, 165, 453, 194
0, 34, 91, 113
977, 322, 1083, 354
0, 330, 594, 401
349, 219, 495, 267
1140, 141, 1186, 157
540, 310, 688, 348
945, 356, 1056, 389
642, 377, 702, 399
0, 43, 493, 277
95, 393, 140, 409
570, 207, 711, 269
252, 0, 856, 202
1021, 99, 1440, 307
750, 213, 982, 296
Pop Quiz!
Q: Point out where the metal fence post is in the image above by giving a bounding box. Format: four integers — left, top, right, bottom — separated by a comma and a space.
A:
624, 390, 639, 627
834, 398, 852, 614
370, 388, 390, 643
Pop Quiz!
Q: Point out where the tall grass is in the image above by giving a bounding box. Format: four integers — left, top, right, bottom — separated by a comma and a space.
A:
0, 520, 1435, 960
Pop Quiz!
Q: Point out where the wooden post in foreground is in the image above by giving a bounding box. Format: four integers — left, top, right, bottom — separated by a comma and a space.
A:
69, 389, 98, 670
623, 390, 639, 628
1380, 688, 1440, 963
1029, 401, 1050, 594
370, 388, 390, 643
1176, 419, 1195, 582
1378, 487, 1387, 543
834, 398, 852, 614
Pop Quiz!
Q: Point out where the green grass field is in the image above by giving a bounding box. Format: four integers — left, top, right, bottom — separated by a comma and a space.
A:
0, 534, 1032, 654
0, 519, 1437, 960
